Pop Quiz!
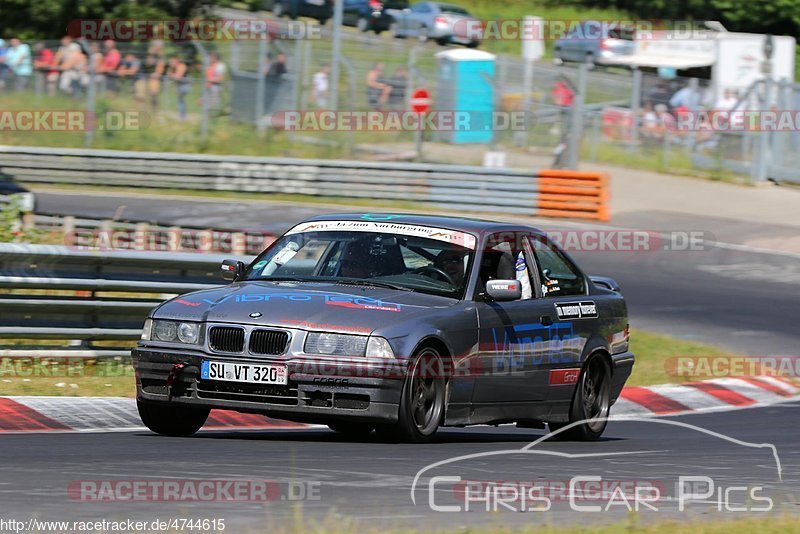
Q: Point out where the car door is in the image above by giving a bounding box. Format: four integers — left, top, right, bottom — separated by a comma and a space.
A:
472, 232, 559, 404
527, 233, 594, 404
407, 2, 430, 36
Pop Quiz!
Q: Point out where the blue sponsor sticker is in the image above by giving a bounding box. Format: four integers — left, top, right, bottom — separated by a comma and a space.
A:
360, 213, 400, 221
200, 360, 210, 380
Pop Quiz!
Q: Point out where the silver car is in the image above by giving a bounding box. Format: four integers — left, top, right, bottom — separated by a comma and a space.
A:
387, 2, 480, 47
554, 21, 635, 66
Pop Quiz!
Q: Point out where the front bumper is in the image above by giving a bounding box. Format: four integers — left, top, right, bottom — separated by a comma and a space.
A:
132, 347, 404, 424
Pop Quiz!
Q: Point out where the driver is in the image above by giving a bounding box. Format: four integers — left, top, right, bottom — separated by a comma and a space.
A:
339, 239, 377, 279
433, 249, 466, 286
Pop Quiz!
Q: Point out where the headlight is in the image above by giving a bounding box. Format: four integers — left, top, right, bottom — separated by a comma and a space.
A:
149, 320, 201, 344
177, 322, 200, 344
305, 332, 368, 356
366, 336, 394, 359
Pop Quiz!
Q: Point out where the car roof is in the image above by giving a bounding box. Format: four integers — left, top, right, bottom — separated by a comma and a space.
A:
300, 213, 543, 235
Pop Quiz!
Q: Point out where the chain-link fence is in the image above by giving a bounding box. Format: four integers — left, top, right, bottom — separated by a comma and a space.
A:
2, 31, 798, 181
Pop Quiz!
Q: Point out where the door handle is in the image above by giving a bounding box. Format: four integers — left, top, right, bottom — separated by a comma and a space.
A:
540, 315, 553, 326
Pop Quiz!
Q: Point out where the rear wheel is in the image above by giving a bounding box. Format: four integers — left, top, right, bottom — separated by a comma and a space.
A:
377, 347, 445, 443
390, 22, 403, 38
548, 355, 611, 441
328, 422, 374, 437
137, 400, 210, 437
356, 17, 369, 32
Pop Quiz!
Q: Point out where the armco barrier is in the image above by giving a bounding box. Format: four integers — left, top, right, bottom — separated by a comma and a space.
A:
0, 145, 611, 221
0, 243, 249, 356
536, 169, 610, 222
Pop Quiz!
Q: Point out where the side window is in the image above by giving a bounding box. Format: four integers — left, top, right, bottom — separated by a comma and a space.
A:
529, 236, 585, 297
477, 232, 535, 300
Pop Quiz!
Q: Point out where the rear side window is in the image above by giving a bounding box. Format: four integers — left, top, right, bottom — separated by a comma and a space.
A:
529, 236, 585, 297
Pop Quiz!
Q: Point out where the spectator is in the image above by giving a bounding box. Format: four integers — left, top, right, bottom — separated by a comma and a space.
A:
116, 52, 141, 96
97, 40, 121, 95
33, 42, 57, 96
143, 41, 166, 110
311, 64, 329, 108
266, 52, 287, 80
0, 39, 8, 89
204, 52, 226, 112
5, 38, 32, 91
366, 62, 391, 110
715, 88, 740, 111
669, 83, 701, 112
387, 66, 407, 110
551, 75, 575, 136
646, 80, 671, 109
57, 37, 87, 97
166, 54, 190, 120
640, 103, 660, 140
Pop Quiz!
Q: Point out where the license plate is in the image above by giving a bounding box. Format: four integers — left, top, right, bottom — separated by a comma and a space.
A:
201, 360, 288, 385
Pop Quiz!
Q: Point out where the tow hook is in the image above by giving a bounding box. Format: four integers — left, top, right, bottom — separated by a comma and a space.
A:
166, 363, 187, 397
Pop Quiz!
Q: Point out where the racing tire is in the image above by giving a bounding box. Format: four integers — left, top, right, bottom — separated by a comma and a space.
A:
548, 355, 611, 441
137, 400, 210, 437
436, 37, 450, 46
377, 347, 446, 443
356, 17, 369, 32
328, 422, 375, 437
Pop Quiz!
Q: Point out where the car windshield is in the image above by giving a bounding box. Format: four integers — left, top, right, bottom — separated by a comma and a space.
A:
438, 4, 469, 15
244, 223, 476, 299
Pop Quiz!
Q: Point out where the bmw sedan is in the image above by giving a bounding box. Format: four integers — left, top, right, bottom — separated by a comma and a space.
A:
132, 214, 634, 442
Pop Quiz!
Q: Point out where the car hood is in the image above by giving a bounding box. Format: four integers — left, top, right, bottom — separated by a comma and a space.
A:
153, 280, 457, 335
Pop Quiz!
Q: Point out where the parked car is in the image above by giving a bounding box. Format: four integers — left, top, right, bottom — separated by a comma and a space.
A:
553, 21, 635, 66
0, 172, 35, 215
132, 213, 634, 443
269, 0, 334, 24
386, 2, 480, 47
343, 0, 409, 33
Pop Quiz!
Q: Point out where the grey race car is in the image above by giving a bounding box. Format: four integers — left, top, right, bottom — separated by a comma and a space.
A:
132, 213, 634, 442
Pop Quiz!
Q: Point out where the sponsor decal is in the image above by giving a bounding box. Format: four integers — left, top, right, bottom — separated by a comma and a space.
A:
554, 301, 598, 320
549, 368, 581, 386
286, 220, 477, 250
176, 299, 201, 307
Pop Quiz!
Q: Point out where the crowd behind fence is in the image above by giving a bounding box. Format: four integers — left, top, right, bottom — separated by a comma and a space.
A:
1, 31, 799, 180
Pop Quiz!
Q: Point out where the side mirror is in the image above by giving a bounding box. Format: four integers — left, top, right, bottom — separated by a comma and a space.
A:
221, 259, 244, 281
484, 279, 522, 302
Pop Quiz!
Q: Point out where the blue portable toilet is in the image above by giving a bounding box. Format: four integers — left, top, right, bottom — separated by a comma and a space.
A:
435, 49, 496, 144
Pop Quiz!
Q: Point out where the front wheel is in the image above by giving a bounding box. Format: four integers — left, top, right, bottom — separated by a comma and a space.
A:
377, 347, 446, 443
137, 400, 210, 437
548, 355, 611, 441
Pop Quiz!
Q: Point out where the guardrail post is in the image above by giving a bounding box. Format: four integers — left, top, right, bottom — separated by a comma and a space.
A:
62, 216, 76, 238
231, 232, 246, 256
134, 223, 149, 251
168, 226, 183, 252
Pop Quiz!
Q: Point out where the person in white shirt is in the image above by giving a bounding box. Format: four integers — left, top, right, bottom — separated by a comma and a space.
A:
312, 65, 329, 108
715, 89, 740, 111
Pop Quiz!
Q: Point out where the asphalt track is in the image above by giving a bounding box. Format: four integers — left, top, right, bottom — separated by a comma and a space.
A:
36, 190, 800, 355
0, 403, 797, 529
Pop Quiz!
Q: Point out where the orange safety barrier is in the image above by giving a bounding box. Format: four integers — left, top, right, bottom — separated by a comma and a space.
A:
536, 169, 610, 222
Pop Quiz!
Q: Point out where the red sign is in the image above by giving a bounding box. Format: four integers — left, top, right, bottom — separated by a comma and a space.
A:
410, 88, 431, 114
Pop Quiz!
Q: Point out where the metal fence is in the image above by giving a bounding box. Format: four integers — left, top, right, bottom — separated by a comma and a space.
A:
3, 19, 798, 181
